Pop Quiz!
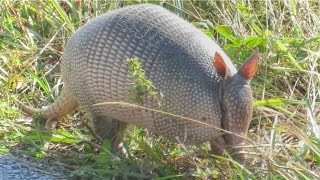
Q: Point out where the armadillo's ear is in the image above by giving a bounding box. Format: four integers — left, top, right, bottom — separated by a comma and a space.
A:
239, 49, 259, 80
214, 52, 232, 79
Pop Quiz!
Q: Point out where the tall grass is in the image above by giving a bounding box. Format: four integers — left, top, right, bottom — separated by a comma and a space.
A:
0, 0, 319, 179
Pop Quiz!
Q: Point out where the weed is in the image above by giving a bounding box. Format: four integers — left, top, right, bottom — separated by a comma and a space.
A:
127, 58, 162, 108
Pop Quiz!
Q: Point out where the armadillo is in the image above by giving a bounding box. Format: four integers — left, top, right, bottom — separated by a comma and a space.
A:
19, 4, 259, 161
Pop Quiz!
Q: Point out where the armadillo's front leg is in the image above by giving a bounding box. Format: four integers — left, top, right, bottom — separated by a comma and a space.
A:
210, 136, 227, 156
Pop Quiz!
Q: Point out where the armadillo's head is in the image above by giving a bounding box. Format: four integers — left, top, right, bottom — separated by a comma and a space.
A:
214, 50, 259, 161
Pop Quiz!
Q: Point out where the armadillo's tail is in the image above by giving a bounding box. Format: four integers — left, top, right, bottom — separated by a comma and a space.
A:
17, 87, 79, 120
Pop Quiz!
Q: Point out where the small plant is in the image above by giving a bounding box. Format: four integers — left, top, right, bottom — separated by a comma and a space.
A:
127, 58, 162, 108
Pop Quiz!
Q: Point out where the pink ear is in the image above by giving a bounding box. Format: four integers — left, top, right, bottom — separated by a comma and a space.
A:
239, 49, 259, 80
214, 52, 227, 78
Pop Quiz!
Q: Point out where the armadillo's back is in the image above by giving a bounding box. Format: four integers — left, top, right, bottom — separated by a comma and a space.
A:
61, 4, 236, 144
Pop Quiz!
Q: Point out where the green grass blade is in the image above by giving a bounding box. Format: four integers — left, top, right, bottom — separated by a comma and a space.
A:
27, 70, 51, 97
50, 0, 75, 33
253, 98, 307, 107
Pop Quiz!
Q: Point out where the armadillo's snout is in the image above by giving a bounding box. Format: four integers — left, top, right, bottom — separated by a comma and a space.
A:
212, 128, 248, 163
226, 106, 252, 162
220, 81, 254, 162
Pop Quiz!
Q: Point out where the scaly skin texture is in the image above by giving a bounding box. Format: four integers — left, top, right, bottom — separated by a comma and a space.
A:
19, 4, 258, 161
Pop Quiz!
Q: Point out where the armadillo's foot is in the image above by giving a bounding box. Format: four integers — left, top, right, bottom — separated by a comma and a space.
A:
114, 141, 129, 158
44, 118, 58, 130
210, 137, 228, 156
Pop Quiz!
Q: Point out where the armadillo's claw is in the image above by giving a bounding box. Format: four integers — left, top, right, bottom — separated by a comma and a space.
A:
45, 118, 58, 130
115, 142, 129, 158
210, 136, 228, 156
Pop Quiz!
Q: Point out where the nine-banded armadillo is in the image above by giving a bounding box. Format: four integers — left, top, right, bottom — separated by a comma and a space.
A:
19, 4, 258, 161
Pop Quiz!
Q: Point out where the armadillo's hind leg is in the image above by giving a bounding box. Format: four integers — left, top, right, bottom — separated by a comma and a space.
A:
93, 116, 128, 157
17, 87, 79, 124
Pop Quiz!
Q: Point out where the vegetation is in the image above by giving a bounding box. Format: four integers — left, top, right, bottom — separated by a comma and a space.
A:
127, 58, 162, 107
0, 0, 319, 179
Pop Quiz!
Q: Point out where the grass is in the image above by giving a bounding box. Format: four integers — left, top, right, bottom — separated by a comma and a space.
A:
0, 0, 320, 179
